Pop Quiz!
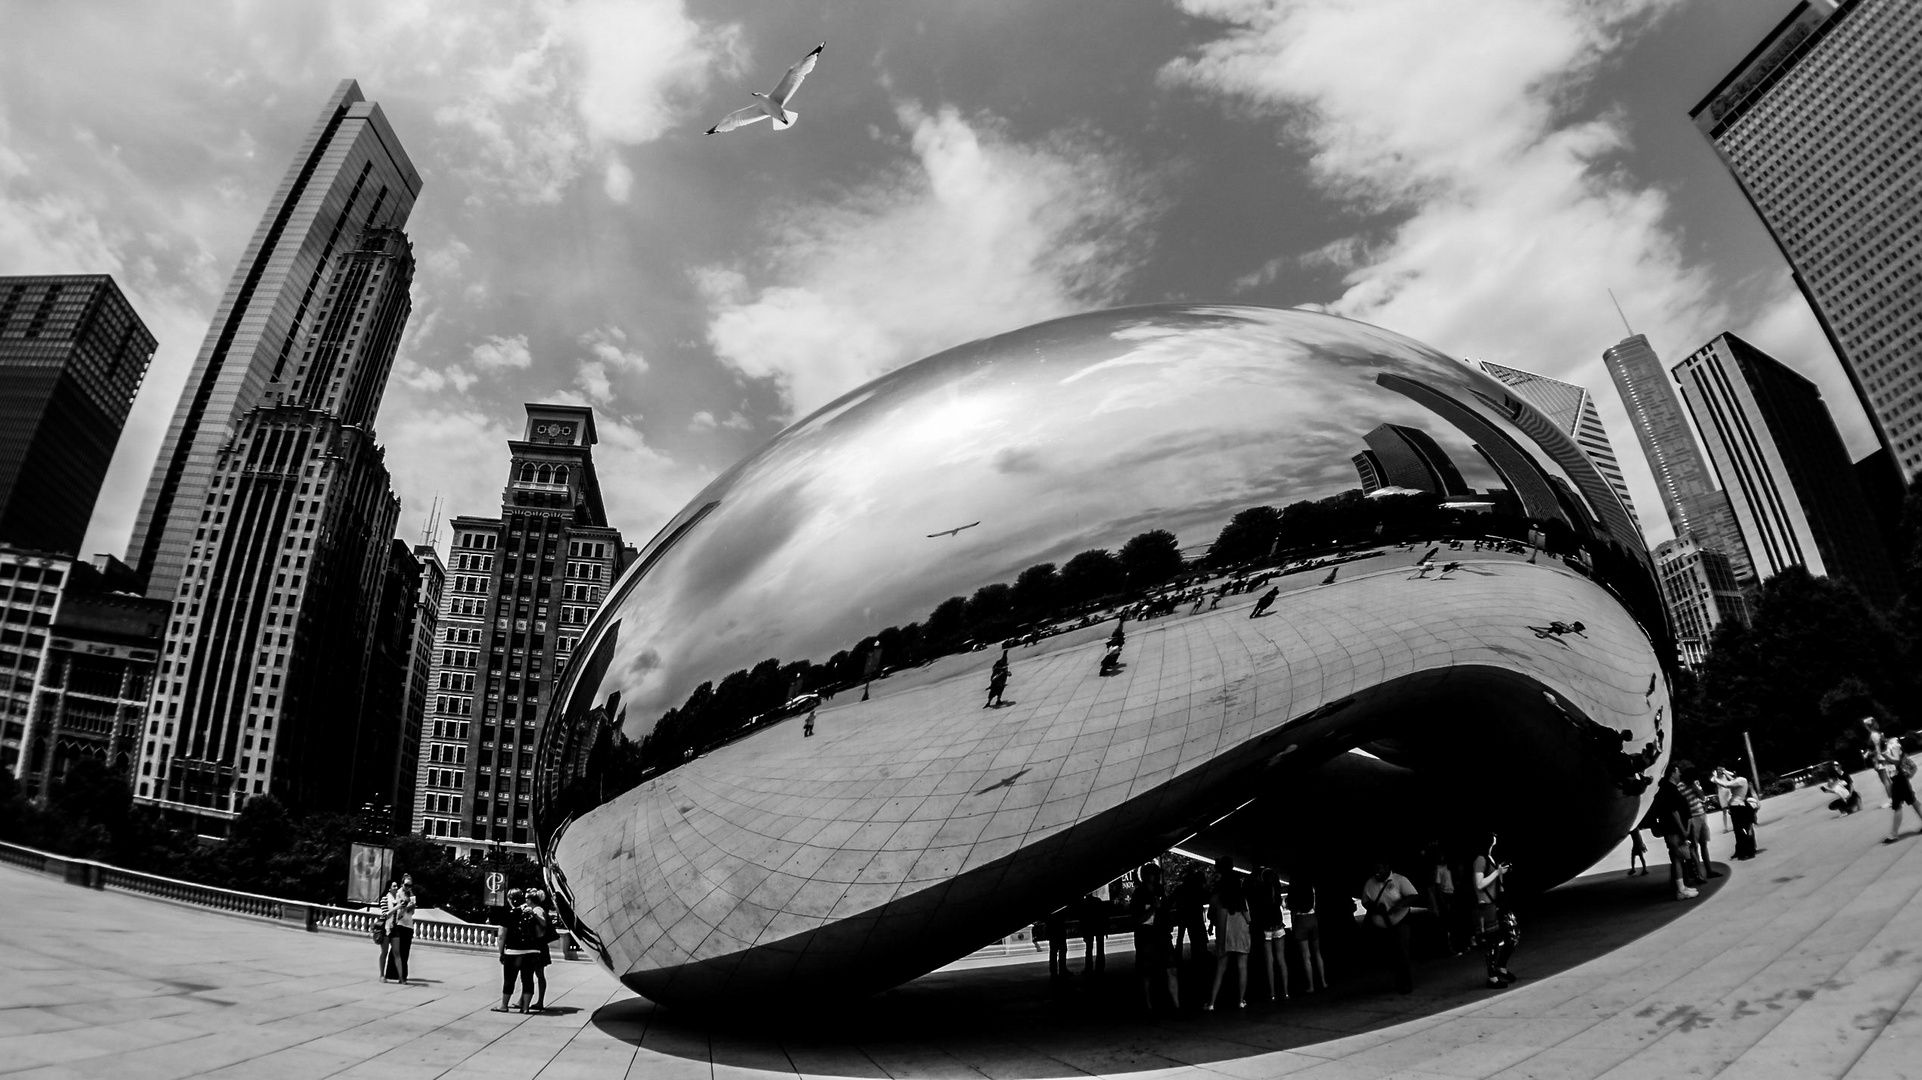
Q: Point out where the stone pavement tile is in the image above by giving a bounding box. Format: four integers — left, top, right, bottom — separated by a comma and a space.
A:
781, 1040, 891, 1079
847, 1042, 985, 1079
197, 1045, 373, 1080
528, 1029, 640, 1080
622, 1050, 713, 1080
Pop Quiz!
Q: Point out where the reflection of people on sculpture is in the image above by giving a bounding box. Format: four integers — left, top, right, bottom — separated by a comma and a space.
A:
1249, 587, 1279, 618
1320, 566, 1339, 585
985, 651, 1011, 708
1471, 835, 1517, 988
802, 709, 815, 737
1099, 618, 1126, 675
1205, 858, 1250, 1010
1528, 620, 1585, 639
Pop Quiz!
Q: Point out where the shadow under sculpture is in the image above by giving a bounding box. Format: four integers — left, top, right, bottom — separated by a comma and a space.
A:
532, 304, 1676, 1011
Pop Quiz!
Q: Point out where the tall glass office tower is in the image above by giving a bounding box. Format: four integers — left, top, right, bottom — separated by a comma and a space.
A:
1690, 0, 1922, 481
127, 80, 420, 602
1603, 335, 1754, 583
1477, 361, 1644, 537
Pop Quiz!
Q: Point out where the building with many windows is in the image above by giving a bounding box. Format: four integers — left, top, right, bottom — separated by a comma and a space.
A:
412, 404, 628, 858
0, 275, 156, 556
135, 216, 420, 829
127, 79, 420, 604
1655, 538, 1751, 668
1, 550, 165, 792
1689, 0, 1922, 481
1672, 332, 1895, 604
1603, 334, 1754, 581
1358, 423, 1470, 498
1476, 361, 1644, 536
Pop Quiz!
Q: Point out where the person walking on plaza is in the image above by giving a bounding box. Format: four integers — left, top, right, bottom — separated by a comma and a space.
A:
1864, 718, 1894, 808
1249, 867, 1289, 1000
1361, 860, 1421, 994
494, 888, 540, 1013
1679, 764, 1718, 879
1131, 864, 1180, 1011
1877, 730, 1922, 842
380, 876, 417, 984
1286, 878, 1328, 993
1471, 835, 1517, 988
985, 650, 1010, 708
1250, 587, 1279, 618
1205, 859, 1251, 1010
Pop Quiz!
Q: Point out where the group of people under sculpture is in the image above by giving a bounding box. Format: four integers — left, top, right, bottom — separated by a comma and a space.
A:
1047, 835, 1520, 1011
371, 878, 561, 1013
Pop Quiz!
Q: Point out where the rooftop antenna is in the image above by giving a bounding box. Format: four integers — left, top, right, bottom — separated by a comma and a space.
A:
1607, 289, 1635, 337
420, 493, 443, 546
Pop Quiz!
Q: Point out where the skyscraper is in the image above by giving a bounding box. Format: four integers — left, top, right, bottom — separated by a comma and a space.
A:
412, 405, 627, 858
1672, 332, 1896, 604
1476, 361, 1644, 536
1689, 0, 1922, 481
1655, 538, 1750, 668
135, 189, 421, 826
127, 80, 420, 602
0, 276, 156, 556
1602, 335, 1754, 583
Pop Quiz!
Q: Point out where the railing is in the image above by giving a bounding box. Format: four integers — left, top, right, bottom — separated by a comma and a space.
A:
0, 839, 512, 954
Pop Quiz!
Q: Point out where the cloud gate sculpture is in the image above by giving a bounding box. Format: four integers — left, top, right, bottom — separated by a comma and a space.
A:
534, 305, 1674, 1010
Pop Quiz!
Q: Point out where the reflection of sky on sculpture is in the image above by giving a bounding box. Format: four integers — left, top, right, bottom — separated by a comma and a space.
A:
580, 306, 1532, 734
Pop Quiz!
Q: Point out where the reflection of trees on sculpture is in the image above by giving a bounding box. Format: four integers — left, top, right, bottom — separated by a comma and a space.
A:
622, 485, 1654, 776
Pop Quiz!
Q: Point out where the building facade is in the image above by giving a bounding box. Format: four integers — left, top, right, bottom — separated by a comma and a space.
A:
127, 80, 420, 603
1602, 334, 1754, 582
1689, 0, 1922, 481
412, 405, 625, 859
0, 276, 156, 556
1477, 360, 1644, 536
1655, 538, 1751, 668
1, 551, 164, 793
1672, 332, 1896, 604
135, 190, 420, 829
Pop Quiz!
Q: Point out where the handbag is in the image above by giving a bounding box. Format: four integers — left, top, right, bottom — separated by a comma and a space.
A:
372, 922, 389, 945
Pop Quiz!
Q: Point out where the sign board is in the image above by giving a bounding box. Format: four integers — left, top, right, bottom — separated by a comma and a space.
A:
347, 842, 393, 905
484, 871, 507, 907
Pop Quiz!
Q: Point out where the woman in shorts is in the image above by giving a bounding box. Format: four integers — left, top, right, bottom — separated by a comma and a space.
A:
1286, 878, 1327, 993
1249, 867, 1289, 1000
1130, 863, 1179, 1010
494, 888, 540, 1013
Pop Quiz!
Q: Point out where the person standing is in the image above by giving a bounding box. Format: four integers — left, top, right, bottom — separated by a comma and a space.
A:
1713, 766, 1758, 859
1130, 864, 1180, 1011
1424, 842, 1462, 954
1864, 718, 1894, 808
1044, 905, 1070, 979
985, 651, 1010, 708
1205, 859, 1251, 1010
1360, 860, 1421, 994
524, 888, 558, 1012
1249, 867, 1289, 1001
1171, 867, 1210, 964
1471, 835, 1517, 988
494, 888, 539, 1013
380, 877, 417, 983
1286, 879, 1328, 993
1679, 765, 1718, 880
1879, 731, 1922, 842
1653, 767, 1700, 899
1078, 891, 1109, 975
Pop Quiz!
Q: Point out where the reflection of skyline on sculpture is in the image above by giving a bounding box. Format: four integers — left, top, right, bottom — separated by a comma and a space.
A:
575, 305, 1638, 736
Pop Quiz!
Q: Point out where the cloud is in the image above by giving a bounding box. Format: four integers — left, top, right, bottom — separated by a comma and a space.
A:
469, 333, 533, 370
698, 102, 1162, 419
571, 326, 647, 405
688, 409, 752, 433
1163, 0, 1725, 543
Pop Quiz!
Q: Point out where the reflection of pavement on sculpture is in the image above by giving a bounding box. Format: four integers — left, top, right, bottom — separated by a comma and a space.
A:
8, 774, 1921, 1078
557, 549, 1664, 1003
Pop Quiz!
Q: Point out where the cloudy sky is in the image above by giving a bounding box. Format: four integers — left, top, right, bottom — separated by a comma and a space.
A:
0, 0, 1863, 561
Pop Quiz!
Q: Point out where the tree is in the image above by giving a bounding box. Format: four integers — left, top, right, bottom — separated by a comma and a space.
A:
965, 582, 1014, 638
1011, 563, 1058, 614
1059, 549, 1123, 605
1120, 529, 1184, 587
1689, 567, 1912, 777
1208, 506, 1282, 566
923, 596, 970, 647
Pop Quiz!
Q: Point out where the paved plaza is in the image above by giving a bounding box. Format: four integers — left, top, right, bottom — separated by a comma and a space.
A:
7, 773, 1922, 1079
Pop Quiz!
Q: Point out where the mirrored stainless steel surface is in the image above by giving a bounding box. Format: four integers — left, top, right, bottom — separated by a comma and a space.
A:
535, 304, 1674, 1009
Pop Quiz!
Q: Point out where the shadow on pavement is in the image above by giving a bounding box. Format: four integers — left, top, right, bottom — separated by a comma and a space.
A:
591, 863, 1729, 1073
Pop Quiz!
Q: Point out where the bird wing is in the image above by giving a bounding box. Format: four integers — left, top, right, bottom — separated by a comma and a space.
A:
706, 105, 771, 135
770, 42, 823, 106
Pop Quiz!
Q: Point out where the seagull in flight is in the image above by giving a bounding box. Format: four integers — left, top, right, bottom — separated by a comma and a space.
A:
927, 521, 981, 539
706, 42, 824, 135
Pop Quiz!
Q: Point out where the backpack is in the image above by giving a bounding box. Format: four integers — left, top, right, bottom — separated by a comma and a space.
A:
1900, 754, 1917, 780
